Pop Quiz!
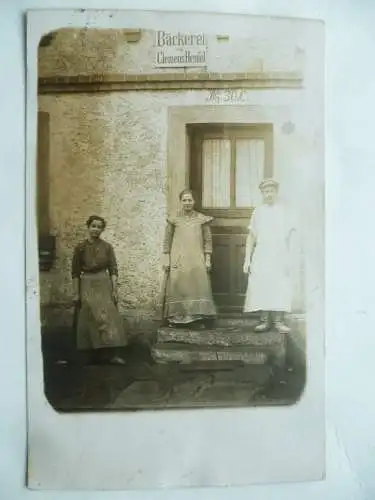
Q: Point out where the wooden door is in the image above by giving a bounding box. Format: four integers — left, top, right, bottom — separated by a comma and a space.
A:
189, 124, 273, 314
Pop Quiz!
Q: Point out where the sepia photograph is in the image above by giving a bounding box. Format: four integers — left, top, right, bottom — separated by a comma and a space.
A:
27, 9, 325, 489
36, 23, 319, 412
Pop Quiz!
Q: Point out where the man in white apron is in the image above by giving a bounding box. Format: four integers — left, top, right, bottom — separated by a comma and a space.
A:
243, 179, 296, 334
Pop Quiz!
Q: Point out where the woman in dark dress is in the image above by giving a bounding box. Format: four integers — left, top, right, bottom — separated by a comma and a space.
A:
162, 189, 217, 329
72, 215, 128, 365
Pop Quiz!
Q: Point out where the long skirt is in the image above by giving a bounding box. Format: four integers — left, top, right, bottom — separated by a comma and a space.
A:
164, 265, 217, 325
77, 271, 128, 350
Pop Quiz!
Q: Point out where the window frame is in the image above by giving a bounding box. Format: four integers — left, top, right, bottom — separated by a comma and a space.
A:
188, 123, 273, 218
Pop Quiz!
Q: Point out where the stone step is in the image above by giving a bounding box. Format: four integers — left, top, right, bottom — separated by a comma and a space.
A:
152, 342, 270, 365
215, 316, 260, 328
156, 326, 285, 348
215, 315, 297, 328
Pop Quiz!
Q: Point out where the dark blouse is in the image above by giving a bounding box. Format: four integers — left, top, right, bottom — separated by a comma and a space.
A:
71, 239, 118, 279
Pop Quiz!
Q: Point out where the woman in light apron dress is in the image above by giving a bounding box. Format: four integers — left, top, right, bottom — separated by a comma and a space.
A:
161, 189, 217, 329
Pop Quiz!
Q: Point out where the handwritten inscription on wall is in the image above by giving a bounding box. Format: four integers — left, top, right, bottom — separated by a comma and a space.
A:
206, 89, 247, 104
154, 31, 207, 68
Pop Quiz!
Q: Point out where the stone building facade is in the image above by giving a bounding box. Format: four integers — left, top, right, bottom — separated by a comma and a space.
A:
37, 21, 324, 343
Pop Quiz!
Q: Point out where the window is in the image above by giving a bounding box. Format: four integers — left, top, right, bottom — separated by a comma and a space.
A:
234, 138, 265, 207
189, 124, 273, 217
202, 139, 231, 208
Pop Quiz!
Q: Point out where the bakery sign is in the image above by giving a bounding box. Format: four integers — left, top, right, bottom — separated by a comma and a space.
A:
154, 30, 207, 68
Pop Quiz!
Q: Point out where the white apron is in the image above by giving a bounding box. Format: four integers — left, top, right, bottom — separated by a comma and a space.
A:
244, 204, 294, 313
